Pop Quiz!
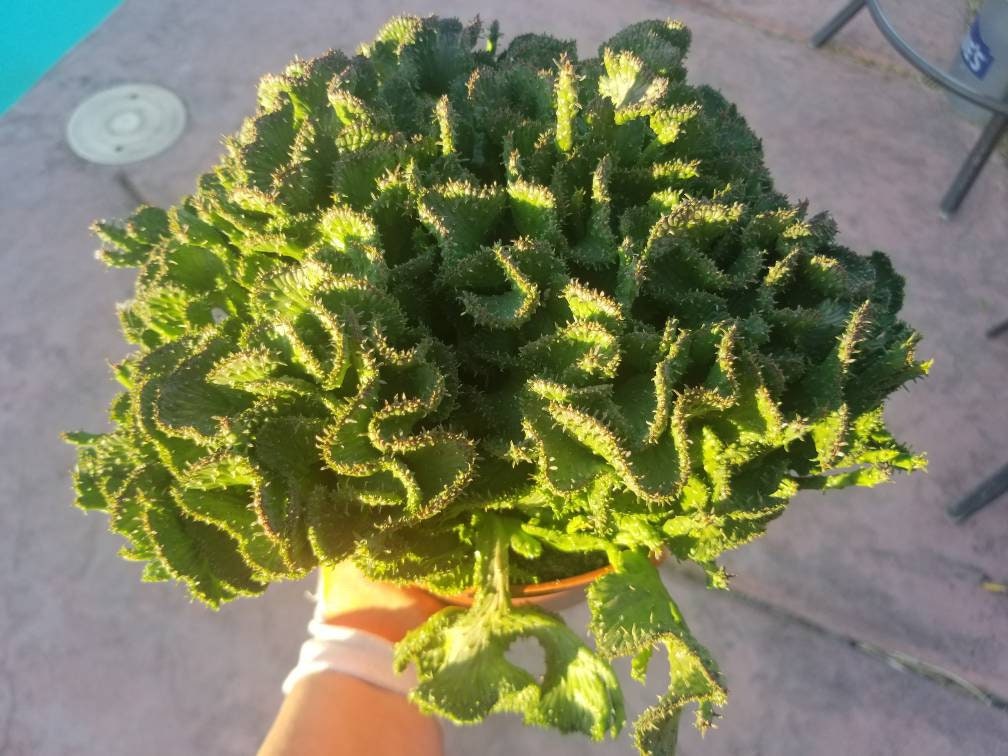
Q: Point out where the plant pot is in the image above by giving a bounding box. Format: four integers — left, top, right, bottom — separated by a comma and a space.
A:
434, 550, 666, 610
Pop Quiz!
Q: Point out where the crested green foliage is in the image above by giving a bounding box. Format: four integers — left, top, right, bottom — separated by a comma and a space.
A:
69, 16, 927, 754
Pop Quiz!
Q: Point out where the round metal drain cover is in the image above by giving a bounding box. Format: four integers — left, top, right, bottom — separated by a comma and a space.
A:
67, 84, 186, 165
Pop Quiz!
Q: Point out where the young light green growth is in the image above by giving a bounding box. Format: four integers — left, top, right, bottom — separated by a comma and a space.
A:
435, 94, 456, 156
69, 16, 928, 755
555, 53, 579, 152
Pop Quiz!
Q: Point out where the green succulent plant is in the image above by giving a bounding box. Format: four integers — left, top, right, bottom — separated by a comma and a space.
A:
68, 15, 928, 754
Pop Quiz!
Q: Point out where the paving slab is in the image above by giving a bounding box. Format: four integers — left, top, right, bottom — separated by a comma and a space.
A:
1, 0, 1006, 754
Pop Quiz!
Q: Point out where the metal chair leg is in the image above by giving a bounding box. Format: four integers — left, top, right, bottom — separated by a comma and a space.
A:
940, 114, 1008, 218
987, 317, 1008, 339
948, 462, 1008, 522
810, 0, 868, 48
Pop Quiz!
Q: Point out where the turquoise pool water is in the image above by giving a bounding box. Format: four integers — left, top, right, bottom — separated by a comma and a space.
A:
1, 0, 122, 114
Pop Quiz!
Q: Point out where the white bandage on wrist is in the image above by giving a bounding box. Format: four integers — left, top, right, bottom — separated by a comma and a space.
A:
281, 602, 417, 696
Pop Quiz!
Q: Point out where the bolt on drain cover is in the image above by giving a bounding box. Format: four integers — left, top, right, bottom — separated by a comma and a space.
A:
67, 84, 186, 165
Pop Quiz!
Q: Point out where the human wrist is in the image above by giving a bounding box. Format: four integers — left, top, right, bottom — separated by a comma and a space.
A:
282, 621, 417, 697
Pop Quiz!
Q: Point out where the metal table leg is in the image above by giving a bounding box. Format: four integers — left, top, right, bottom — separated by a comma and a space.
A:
810, 0, 868, 48
940, 114, 1008, 218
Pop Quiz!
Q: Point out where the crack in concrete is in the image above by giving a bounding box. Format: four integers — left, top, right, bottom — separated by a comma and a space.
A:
666, 563, 1008, 714
852, 638, 1007, 711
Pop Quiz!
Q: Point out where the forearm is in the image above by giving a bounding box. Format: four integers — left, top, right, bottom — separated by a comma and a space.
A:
258, 672, 442, 756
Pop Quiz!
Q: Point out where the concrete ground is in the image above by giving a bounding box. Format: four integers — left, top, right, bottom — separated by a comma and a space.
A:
1, 0, 1006, 754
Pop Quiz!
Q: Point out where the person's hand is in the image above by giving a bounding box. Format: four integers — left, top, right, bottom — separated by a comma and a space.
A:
259, 562, 446, 756
315, 561, 446, 643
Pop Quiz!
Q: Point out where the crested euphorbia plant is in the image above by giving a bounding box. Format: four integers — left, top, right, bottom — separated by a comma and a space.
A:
68, 16, 927, 754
